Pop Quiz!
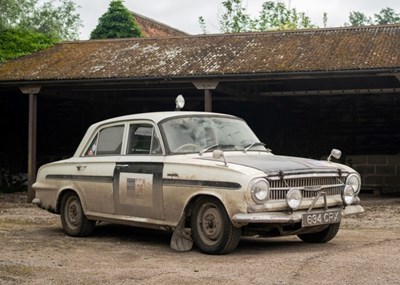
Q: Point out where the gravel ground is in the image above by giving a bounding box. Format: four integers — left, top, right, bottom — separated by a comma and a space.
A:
1, 193, 400, 285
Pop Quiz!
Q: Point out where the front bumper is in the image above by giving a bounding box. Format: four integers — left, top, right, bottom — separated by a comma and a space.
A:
232, 205, 365, 225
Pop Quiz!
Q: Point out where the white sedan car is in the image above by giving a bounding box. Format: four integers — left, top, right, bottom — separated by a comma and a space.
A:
33, 107, 364, 254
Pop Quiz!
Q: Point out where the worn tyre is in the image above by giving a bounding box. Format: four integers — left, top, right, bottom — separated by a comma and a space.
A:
297, 223, 340, 243
191, 197, 241, 254
60, 192, 95, 237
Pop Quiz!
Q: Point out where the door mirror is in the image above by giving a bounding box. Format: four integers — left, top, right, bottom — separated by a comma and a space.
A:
328, 149, 342, 161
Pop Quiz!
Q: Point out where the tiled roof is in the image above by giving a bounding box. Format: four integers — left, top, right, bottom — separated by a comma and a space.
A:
132, 12, 188, 37
1, 25, 400, 83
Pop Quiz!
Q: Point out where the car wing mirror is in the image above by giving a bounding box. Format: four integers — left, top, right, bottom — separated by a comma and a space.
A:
213, 150, 228, 167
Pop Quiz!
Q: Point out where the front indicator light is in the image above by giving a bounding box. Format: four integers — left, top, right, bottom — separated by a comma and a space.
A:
286, 188, 302, 210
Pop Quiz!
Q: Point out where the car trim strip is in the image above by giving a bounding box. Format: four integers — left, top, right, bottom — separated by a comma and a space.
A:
163, 178, 241, 190
46, 174, 113, 183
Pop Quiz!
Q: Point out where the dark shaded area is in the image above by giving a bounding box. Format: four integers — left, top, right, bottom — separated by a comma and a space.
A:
1, 86, 400, 183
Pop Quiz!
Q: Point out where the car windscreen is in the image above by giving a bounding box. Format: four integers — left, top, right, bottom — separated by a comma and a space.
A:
160, 116, 266, 154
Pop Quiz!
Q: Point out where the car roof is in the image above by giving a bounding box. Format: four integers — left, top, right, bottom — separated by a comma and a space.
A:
74, 111, 241, 157
91, 111, 239, 127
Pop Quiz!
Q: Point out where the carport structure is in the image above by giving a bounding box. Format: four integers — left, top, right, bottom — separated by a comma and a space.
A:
1, 24, 400, 200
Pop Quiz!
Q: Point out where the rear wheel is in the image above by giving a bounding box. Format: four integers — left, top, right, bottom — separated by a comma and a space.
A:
297, 223, 340, 243
60, 192, 95, 237
191, 197, 241, 254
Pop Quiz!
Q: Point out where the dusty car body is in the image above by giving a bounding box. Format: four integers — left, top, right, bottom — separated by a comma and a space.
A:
33, 109, 364, 254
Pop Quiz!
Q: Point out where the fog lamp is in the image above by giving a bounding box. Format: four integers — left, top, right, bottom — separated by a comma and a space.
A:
286, 188, 302, 210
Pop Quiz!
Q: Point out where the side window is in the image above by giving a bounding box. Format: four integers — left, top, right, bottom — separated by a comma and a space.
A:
85, 125, 124, 156
127, 124, 162, 155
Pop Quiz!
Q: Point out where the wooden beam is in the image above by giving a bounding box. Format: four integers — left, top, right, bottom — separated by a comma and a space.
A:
20, 86, 41, 203
260, 88, 400, 97
27, 93, 37, 202
204, 89, 212, 112
192, 81, 218, 112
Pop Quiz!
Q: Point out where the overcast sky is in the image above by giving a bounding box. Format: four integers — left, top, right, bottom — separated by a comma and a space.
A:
75, 0, 400, 39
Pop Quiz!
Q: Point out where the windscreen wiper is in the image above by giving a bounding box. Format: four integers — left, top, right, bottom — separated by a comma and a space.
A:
244, 142, 267, 153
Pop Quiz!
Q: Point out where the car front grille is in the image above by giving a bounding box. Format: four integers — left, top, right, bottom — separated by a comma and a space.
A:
269, 176, 344, 200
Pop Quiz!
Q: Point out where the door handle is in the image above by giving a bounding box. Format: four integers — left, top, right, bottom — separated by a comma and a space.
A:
76, 165, 87, 171
116, 164, 129, 169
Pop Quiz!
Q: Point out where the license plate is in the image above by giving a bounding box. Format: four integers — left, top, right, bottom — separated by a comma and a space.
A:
302, 210, 341, 227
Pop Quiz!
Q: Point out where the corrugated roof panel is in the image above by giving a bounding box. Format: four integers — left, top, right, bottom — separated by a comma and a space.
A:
1, 25, 400, 82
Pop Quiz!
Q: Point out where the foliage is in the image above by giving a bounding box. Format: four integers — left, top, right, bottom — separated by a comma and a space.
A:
90, 0, 143, 39
198, 16, 208, 34
0, 168, 27, 193
201, 0, 316, 33
0, 0, 81, 40
374, 7, 400, 24
0, 0, 80, 62
347, 7, 400, 26
254, 1, 316, 31
219, 0, 253, 33
0, 28, 58, 62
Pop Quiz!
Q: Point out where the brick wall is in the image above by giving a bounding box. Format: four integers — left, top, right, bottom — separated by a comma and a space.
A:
346, 155, 400, 194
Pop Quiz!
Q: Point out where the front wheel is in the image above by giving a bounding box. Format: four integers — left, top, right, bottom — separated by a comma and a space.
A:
297, 223, 340, 243
191, 197, 241, 254
60, 192, 95, 237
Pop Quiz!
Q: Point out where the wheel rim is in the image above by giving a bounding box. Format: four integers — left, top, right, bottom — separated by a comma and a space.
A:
65, 196, 82, 229
197, 203, 223, 246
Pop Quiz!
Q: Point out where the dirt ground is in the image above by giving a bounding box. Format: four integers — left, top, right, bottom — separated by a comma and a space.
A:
1, 193, 400, 285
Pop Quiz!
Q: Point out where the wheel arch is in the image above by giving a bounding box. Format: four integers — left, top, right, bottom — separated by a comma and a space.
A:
56, 188, 86, 213
182, 194, 231, 228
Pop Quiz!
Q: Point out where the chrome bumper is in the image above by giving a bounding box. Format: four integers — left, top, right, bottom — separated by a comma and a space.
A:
232, 205, 365, 224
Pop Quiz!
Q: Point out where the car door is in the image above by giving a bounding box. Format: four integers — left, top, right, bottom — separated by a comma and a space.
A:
76, 123, 125, 214
113, 121, 165, 220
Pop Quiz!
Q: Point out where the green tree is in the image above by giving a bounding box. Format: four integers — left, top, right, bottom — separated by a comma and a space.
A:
374, 7, 400, 24
0, 28, 57, 62
200, 0, 316, 33
90, 0, 143, 39
0, 0, 81, 40
0, 0, 80, 62
347, 7, 400, 26
255, 1, 316, 31
219, 0, 253, 33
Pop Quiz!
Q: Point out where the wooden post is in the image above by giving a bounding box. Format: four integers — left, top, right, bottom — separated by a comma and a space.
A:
204, 89, 212, 112
19, 86, 41, 203
192, 81, 219, 112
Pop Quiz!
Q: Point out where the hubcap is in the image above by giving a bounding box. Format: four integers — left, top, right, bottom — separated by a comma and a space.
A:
198, 203, 222, 245
66, 197, 81, 228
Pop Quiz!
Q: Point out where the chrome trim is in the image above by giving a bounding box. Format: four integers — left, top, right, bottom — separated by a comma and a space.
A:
269, 176, 344, 200
307, 191, 328, 213
232, 205, 365, 224
268, 172, 348, 180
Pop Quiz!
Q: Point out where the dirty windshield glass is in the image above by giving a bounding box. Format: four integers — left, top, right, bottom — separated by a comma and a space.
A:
160, 116, 266, 154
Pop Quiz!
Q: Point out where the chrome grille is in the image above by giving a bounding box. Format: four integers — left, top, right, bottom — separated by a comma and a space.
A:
269, 176, 344, 200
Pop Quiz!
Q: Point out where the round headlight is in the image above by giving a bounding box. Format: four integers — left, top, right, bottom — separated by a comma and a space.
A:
346, 174, 361, 195
286, 188, 302, 210
342, 185, 355, 205
251, 179, 270, 204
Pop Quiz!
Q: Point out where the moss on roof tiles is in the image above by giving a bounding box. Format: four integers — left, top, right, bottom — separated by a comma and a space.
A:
1, 25, 400, 82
